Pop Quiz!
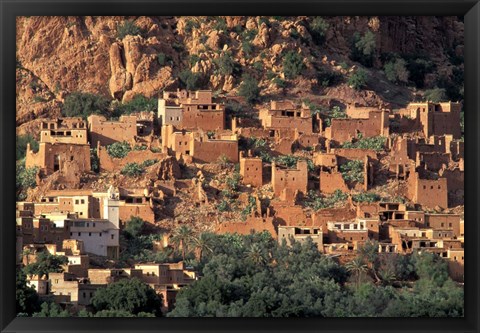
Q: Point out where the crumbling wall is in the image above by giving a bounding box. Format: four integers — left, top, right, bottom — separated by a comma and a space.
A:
270, 203, 311, 227
97, 146, 168, 173
331, 148, 378, 164
272, 161, 308, 198
119, 202, 155, 224
327, 111, 389, 143
216, 216, 277, 237
26, 142, 91, 176
319, 170, 349, 194
416, 152, 451, 172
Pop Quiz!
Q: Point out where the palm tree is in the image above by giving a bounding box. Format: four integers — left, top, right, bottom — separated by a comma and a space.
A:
194, 233, 213, 262
378, 267, 396, 286
346, 258, 368, 290
171, 225, 194, 260
245, 243, 267, 266
358, 240, 381, 283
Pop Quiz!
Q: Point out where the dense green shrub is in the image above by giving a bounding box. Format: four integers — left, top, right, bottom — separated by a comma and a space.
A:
106, 141, 131, 159
403, 55, 435, 88
90, 149, 99, 173
340, 160, 364, 183
114, 95, 157, 116
62, 92, 110, 119
306, 189, 348, 210
347, 69, 368, 90
317, 68, 342, 87
116, 20, 142, 39
241, 41, 254, 56
16, 163, 38, 201
141, 159, 158, 168
213, 17, 227, 31
273, 77, 286, 88
350, 30, 376, 67
323, 105, 346, 127
352, 192, 381, 203
309, 16, 329, 45
342, 135, 386, 152
384, 58, 409, 84
238, 74, 260, 104
214, 53, 238, 76
283, 51, 305, 79
184, 19, 200, 33
157, 53, 170, 66
121, 163, 144, 177
178, 69, 203, 90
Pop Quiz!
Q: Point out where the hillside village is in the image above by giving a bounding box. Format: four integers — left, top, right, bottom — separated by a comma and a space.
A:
15, 16, 464, 317
16, 89, 464, 314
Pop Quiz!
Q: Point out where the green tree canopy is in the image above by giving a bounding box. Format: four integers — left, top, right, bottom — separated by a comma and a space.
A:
62, 92, 110, 119
283, 51, 305, 79
16, 268, 40, 315
17, 134, 39, 161
238, 74, 260, 105
91, 278, 162, 316
23, 252, 68, 279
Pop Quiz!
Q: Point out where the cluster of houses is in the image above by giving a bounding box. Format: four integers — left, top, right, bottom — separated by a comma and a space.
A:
17, 89, 464, 313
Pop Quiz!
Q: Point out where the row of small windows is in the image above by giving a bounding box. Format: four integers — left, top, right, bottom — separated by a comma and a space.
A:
423, 185, 441, 189
71, 232, 113, 239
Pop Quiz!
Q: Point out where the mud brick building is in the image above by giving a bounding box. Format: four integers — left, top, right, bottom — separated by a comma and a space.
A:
162, 125, 239, 163
39, 118, 88, 145
399, 102, 462, 139
327, 220, 369, 245
34, 186, 157, 225
35, 190, 93, 218
134, 262, 198, 310
87, 268, 143, 285
50, 272, 102, 308
192, 134, 239, 163
239, 151, 263, 187
407, 170, 448, 209
26, 119, 91, 176
271, 160, 308, 200
88, 115, 137, 147
65, 188, 120, 259
278, 226, 323, 251
325, 110, 389, 144
259, 100, 314, 134
158, 90, 225, 131
389, 136, 411, 179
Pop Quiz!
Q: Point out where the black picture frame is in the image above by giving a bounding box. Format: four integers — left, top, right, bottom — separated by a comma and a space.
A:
1, 1, 479, 332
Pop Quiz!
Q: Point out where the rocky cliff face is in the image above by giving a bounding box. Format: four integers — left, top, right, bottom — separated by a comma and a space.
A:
16, 16, 463, 132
